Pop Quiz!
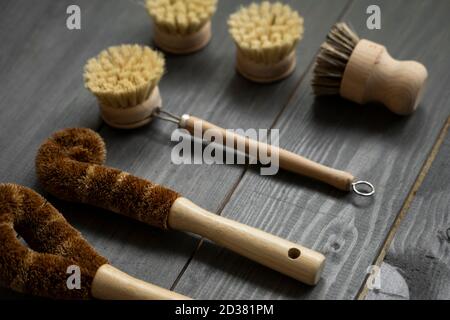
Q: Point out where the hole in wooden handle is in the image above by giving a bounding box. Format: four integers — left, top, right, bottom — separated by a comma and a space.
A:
288, 247, 301, 259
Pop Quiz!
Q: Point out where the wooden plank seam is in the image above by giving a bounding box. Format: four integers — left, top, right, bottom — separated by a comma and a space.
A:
169, 0, 356, 292
357, 116, 450, 300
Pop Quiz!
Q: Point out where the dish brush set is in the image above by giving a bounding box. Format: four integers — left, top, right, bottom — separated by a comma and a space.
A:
0, 1, 428, 300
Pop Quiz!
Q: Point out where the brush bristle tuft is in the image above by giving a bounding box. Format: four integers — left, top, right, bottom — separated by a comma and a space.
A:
312, 22, 360, 96
146, 0, 217, 35
228, 1, 304, 64
84, 45, 165, 109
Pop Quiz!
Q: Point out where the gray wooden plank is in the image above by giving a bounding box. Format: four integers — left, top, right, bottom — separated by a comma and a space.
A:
382, 120, 450, 300
174, 0, 450, 299
0, 0, 194, 297
0, 0, 350, 298
94, 0, 350, 291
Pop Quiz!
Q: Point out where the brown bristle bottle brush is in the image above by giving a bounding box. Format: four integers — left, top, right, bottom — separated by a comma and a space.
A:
146, 0, 218, 54
36, 128, 326, 285
312, 22, 428, 115
0, 184, 190, 300
228, 1, 304, 83
84, 44, 164, 129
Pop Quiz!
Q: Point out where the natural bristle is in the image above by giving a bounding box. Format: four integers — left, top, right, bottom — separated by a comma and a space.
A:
84, 45, 165, 109
146, 0, 217, 35
0, 183, 108, 299
312, 22, 360, 96
36, 128, 180, 230
228, 1, 304, 64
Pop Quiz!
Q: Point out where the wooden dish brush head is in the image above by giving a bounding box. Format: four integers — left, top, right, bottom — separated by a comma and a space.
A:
228, 1, 304, 83
312, 22, 428, 115
84, 44, 165, 129
146, 0, 218, 54
0, 184, 108, 299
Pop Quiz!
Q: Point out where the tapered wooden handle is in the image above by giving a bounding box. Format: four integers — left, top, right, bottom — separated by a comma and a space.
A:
180, 115, 354, 191
341, 39, 428, 115
168, 198, 326, 285
91, 264, 191, 300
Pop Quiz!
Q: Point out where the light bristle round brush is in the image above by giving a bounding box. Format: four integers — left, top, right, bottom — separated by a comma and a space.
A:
312, 22, 428, 115
36, 128, 326, 286
0, 184, 190, 300
83, 45, 375, 196
146, 0, 218, 54
84, 44, 165, 129
228, 1, 304, 83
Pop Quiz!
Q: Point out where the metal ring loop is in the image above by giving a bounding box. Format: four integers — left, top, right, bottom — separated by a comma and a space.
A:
352, 181, 375, 197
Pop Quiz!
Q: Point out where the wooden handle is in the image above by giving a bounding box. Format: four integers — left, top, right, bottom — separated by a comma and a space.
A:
168, 198, 326, 285
180, 115, 354, 191
91, 264, 191, 300
341, 39, 428, 115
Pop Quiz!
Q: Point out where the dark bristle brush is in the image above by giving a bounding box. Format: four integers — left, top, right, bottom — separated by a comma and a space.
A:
312, 22, 428, 115
36, 128, 326, 285
0, 184, 190, 300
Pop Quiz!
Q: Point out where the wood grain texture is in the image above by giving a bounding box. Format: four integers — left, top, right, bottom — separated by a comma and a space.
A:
383, 119, 450, 300
0, 0, 350, 298
0, 0, 198, 297
1, 0, 449, 300
173, 0, 450, 299
94, 0, 351, 293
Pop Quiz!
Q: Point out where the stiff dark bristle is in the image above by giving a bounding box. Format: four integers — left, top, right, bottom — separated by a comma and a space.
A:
0, 183, 108, 299
36, 128, 180, 230
312, 22, 360, 96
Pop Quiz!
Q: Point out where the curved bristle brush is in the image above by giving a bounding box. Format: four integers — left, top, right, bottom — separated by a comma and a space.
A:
228, 1, 304, 83
0, 184, 190, 300
145, 0, 218, 54
36, 128, 326, 285
84, 44, 374, 196
312, 22, 428, 115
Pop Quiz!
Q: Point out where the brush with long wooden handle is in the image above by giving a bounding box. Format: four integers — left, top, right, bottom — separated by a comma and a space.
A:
0, 184, 190, 300
178, 114, 373, 194
84, 44, 374, 196
36, 128, 326, 285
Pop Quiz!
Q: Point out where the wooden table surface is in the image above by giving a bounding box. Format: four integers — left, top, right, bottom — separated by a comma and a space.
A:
0, 0, 449, 300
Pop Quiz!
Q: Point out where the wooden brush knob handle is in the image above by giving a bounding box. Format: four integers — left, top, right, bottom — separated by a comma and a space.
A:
341, 39, 428, 115
92, 265, 191, 300
180, 115, 354, 191
169, 198, 325, 285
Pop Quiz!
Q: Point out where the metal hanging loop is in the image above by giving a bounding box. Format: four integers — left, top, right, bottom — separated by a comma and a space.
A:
352, 181, 375, 197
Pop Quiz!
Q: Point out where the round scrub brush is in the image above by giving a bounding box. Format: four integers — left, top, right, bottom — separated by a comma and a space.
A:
84, 44, 164, 129
228, 1, 304, 83
312, 22, 428, 115
0, 184, 190, 300
146, 0, 218, 54
36, 128, 326, 286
